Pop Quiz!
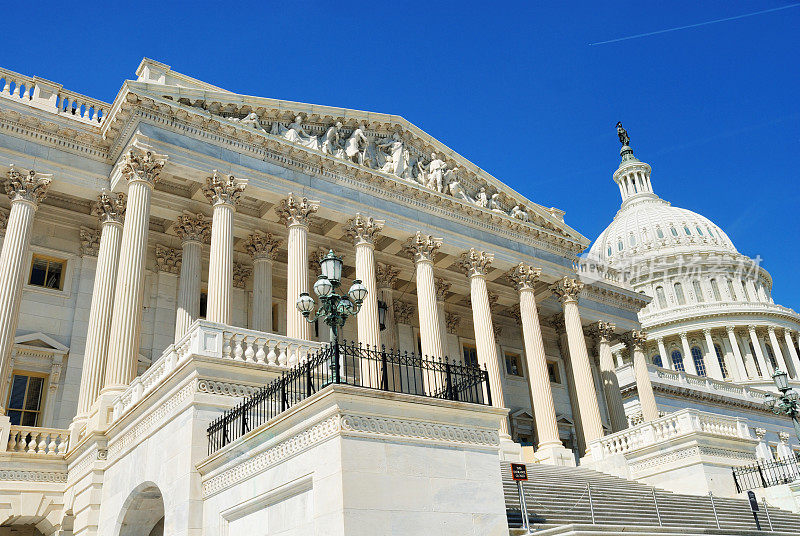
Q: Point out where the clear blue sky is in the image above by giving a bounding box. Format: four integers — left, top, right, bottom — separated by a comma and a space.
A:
4, 1, 799, 306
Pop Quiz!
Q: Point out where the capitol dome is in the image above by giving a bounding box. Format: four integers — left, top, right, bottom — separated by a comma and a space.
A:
588, 145, 737, 266
583, 127, 800, 392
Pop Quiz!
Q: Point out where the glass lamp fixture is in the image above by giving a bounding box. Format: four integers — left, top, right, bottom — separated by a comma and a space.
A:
296, 292, 315, 316
773, 369, 790, 391
320, 250, 343, 284
377, 300, 388, 331
348, 279, 368, 304
336, 297, 353, 315
313, 275, 334, 298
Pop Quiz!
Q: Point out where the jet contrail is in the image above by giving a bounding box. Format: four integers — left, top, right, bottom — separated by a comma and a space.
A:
589, 3, 800, 45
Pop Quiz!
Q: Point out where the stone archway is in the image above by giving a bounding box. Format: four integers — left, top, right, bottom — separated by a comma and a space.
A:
115, 482, 165, 536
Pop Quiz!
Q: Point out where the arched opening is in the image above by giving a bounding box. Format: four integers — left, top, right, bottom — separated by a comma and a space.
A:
116, 482, 165, 536
691, 346, 706, 376
651, 354, 662, 367
714, 344, 728, 378
671, 350, 685, 372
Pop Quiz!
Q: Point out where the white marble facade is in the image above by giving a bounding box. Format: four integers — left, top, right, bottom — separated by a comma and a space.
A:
0, 59, 796, 534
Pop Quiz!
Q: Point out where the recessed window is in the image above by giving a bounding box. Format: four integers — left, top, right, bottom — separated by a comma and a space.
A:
272, 303, 280, 333
693, 281, 704, 302
463, 344, 479, 368
741, 280, 751, 301
29, 255, 65, 290
652, 354, 663, 367
617, 240, 623, 251
199, 291, 208, 319
607, 246, 612, 257
656, 286, 667, 308
674, 282, 686, 305
748, 342, 763, 376
691, 346, 706, 376
696, 227, 704, 236
727, 279, 738, 301
629, 235, 636, 246
6, 372, 45, 426
765, 344, 777, 370
505, 352, 524, 377
547, 361, 561, 384
714, 344, 728, 378
670, 227, 678, 237
707, 227, 715, 238
710, 279, 721, 301
684, 226, 691, 236
671, 350, 685, 372
656, 228, 664, 239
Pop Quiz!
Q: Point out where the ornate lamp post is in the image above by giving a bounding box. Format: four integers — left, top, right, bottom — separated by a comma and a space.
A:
296, 250, 368, 381
764, 369, 800, 442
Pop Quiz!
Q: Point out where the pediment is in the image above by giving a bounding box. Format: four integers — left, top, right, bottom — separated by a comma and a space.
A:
14, 332, 69, 354
111, 60, 589, 253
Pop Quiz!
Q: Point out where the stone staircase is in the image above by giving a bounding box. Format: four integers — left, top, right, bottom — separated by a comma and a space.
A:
502, 463, 800, 534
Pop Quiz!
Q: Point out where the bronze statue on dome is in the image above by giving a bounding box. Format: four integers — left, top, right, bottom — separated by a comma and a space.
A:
616, 122, 630, 146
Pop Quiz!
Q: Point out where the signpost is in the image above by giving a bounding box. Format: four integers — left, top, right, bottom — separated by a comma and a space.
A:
747, 490, 761, 530
511, 463, 531, 534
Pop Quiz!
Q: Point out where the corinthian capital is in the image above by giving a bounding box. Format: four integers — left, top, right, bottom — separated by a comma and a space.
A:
506, 262, 541, 291
175, 212, 211, 244
589, 321, 616, 341
92, 191, 126, 225
403, 232, 442, 263
435, 278, 451, 301
203, 171, 247, 207
120, 146, 166, 186
393, 301, 414, 324
276, 193, 319, 227
345, 213, 384, 245
458, 248, 493, 277
233, 262, 252, 289
4, 165, 52, 205
376, 262, 400, 288
80, 227, 100, 257
244, 231, 282, 261
155, 244, 181, 274
550, 276, 584, 303
621, 330, 648, 350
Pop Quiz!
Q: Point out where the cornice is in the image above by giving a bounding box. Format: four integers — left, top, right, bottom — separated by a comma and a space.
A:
621, 380, 774, 414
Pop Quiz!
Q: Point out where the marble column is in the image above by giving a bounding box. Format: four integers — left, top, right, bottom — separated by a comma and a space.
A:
624, 330, 659, 423
203, 172, 246, 325
435, 277, 451, 356
783, 330, 800, 379
551, 277, 604, 447
345, 214, 384, 350
507, 263, 570, 460
679, 332, 698, 375
748, 325, 770, 378
459, 248, 508, 437
702, 329, 725, 380
244, 231, 282, 333
376, 263, 400, 350
403, 232, 444, 359
592, 321, 628, 432
276, 194, 318, 341
657, 337, 671, 369
767, 326, 789, 374
104, 147, 166, 394
74, 193, 126, 420
173, 213, 210, 341
726, 327, 749, 379
0, 166, 52, 410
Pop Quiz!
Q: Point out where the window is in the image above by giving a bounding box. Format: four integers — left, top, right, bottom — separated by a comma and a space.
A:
671, 350, 685, 372
674, 282, 686, 305
656, 227, 664, 239
710, 279, 721, 301
652, 354, 663, 367
28, 255, 65, 290
741, 280, 751, 301
505, 352, 524, 377
684, 226, 691, 236
693, 281, 704, 303
6, 372, 45, 426
691, 346, 706, 376
607, 246, 612, 257
727, 279, 737, 301
547, 361, 561, 384
642, 228, 649, 241
656, 286, 667, 308
714, 344, 728, 378
707, 227, 715, 238
629, 234, 636, 246
696, 227, 704, 236
670, 227, 678, 237
463, 344, 478, 368
765, 344, 777, 370
199, 291, 208, 319
617, 240, 623, 251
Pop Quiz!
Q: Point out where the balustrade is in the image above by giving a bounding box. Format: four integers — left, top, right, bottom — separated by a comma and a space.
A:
5, 426, 69, 455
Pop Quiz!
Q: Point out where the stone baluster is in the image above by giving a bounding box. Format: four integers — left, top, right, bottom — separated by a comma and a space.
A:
244, 231, 282, 333
590, 321, 628, 432
0, 166, 51, 409
203, 172, 246, 325
459, 248, 508, 437
345, 214, 384, 350
174, 213, 210, 341
104, 146, 166, 394
551, 277, 604, 447
276, 194, 318, 341
623, 330, 659, 423
702, 329, 725, 380
507, 263, 569, 459
376, 263, 400, 350
783, 329, 800, 379
74, 192, 126, 421
402, 232, 444, 360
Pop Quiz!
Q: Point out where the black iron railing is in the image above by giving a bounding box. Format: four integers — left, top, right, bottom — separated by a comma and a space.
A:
207, 341, 492, 454
732, 453, 800, 492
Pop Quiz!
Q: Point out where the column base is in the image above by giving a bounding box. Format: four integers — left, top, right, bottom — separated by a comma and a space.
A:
499, 436, 523, 461
533, 443, 577, 466
0, 414, 10, 453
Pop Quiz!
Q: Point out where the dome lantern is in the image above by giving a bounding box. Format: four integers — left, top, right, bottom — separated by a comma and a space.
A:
613, 123, 656, 207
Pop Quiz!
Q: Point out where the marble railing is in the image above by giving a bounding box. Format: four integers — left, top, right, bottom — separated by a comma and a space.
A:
617, 363, 769, 403
4, 426, 69, 455
0, 66, 109, 124
588, 408, 752, 459
110, 320, 324, 424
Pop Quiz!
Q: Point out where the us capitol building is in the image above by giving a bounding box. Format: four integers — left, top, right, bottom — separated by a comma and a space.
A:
0, 59, 798, 535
